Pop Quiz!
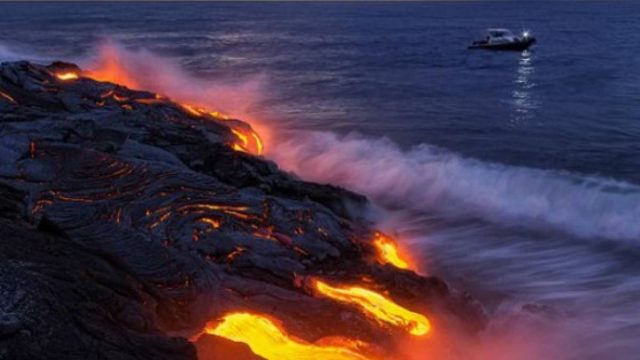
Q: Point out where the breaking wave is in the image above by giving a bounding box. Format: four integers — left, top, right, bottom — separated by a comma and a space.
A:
268, 130, 640, 242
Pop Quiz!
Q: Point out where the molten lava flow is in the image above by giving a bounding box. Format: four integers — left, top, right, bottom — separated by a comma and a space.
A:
373, 232, 410, 270
56, 72, 79, 81
178, 203, 252, 217
198, 217, 221, 229
112, 93, 129, 102
224, 127, 263, 155
181, 103, 203, 117
0, 91, 16, 103
231, 128, 249, 148
225, 246, 247, 262
204, 313, 370, 360
83, 46, 266, 155
207, 110, 230, 120
314, 280, 430, 336
226, 125, 265, 155
176, 103, 263, 155
251, 131, 264, 154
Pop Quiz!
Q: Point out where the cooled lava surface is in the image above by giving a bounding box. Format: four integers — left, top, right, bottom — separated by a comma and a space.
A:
0, 61, 485, 360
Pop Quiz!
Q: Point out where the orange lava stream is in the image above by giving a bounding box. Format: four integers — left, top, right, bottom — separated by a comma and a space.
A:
181, 103, 203, 117
152, 99, 264, 154
56, 72, 79, 81
164, 102, 264, 155
314, 280, 430, 336
204, 312, 371, 360
373, 232, 410, 270
251, 131, 264, 154
0, 91, 16, 103
231, 128, 249, 147
198, 217, 221, 229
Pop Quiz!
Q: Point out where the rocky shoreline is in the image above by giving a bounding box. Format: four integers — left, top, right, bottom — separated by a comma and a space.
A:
0, 61, 485, 359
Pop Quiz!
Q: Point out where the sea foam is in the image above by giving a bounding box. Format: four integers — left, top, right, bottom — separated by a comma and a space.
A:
269, 130, 640, 242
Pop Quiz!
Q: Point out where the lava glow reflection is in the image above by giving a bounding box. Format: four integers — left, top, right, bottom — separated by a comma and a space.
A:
315, 280, 430, 336
373, 232, 410, 269
85, 44, 139, 88
204, 312, 370, 360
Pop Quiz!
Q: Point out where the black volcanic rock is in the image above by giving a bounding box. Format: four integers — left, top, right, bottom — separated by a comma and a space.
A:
0, 61, 486, 359
0, 184, 195, 360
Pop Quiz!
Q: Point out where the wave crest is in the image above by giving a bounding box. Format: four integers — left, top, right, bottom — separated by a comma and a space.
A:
269, 130, 640, 242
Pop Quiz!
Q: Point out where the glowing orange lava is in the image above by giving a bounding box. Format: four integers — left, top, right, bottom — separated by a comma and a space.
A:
314, 280, 430, 336
181, 103, 203, 117
82, 45, 266, 155
198, 217, 221, 229
231, 128, 249, 147
85, 45, 139, 88
112, 93, 129, 102
134, 97, 164, 105
225, 127, 262, 155
0, 91, 16, 103
56, 72, 79, 81
207, 110, 230, 120
176, 103, 263, 155
203, 312, 371, 360
251, 131, 264, 154
373, 232, 410, 270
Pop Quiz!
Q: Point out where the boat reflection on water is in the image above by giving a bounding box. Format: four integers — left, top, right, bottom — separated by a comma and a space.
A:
511, 50, 537, 125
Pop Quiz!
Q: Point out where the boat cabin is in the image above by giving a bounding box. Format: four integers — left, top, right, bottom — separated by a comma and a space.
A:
485, 29, 518, 44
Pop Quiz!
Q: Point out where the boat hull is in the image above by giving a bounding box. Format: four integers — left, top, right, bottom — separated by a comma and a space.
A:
468, 37, 536, 51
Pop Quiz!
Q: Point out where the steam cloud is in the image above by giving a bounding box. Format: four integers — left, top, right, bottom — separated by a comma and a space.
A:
81, 41, 267, 119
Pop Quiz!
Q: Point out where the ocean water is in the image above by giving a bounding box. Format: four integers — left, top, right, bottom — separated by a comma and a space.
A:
1, 2, 640, 359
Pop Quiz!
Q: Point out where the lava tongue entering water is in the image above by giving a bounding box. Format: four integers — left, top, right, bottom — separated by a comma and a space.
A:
373, 232, 411, 270
203, 312, 372, 360
314, 279, 431, 336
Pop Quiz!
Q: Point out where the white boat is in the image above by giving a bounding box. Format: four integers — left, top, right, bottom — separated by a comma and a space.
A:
469, 28, 536, 51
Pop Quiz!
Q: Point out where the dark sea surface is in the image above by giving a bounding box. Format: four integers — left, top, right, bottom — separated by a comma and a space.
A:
1, 2, 640, 359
